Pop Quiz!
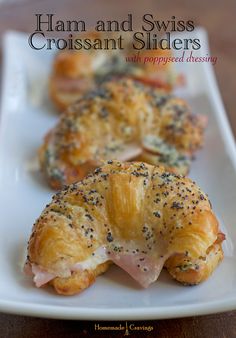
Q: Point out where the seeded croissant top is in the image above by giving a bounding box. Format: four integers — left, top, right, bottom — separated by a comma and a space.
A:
25, 161, 224, 295
40, 79, 206, 189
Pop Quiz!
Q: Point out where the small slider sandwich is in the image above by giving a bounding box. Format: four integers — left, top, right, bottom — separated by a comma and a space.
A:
24, 161, 225, 295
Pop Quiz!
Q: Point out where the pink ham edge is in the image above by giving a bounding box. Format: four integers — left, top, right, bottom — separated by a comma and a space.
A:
23, 261, 33, 276
55, 77, 91, 91
107, 251, 169, 288
25, 246, 170, 289
24, 262, 56, 288
115, 144, 142, 162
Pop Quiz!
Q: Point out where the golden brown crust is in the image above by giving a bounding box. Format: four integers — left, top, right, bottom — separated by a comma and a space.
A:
40, 78, 206, 189
49, 33, 176, 112
165, 242, 224, 285
26, 161, 224, 295
51, 262, 111, 295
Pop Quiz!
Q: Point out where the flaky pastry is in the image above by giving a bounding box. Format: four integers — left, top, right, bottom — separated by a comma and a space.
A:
24, 161, 224, 295
40, 78, 207, 189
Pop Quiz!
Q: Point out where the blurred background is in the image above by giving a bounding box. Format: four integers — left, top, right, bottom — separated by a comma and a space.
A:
0, 0, 235, 136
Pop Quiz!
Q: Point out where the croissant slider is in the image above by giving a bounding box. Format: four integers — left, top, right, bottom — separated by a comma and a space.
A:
24, 161, 225, 295
40, 78, 207, 189
49, 32, 177, 112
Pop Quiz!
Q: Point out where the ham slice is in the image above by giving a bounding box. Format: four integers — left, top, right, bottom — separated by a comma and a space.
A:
72, 244, 169, 288
25, 241, 170, 288
108, 251, 168, 288
114, 144, 142, 162
105, 237, 170, 287
55, 77, 92, 92
31, 264, 56, 288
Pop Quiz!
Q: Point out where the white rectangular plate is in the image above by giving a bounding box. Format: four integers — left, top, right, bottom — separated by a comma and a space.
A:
0, 29, 236, 320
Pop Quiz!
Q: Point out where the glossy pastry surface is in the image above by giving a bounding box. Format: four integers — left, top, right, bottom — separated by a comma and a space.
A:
40, 78, 207, 189
25, 161, 224, 295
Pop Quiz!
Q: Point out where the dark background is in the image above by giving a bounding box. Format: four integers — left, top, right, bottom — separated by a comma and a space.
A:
0, 0, 235, 337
